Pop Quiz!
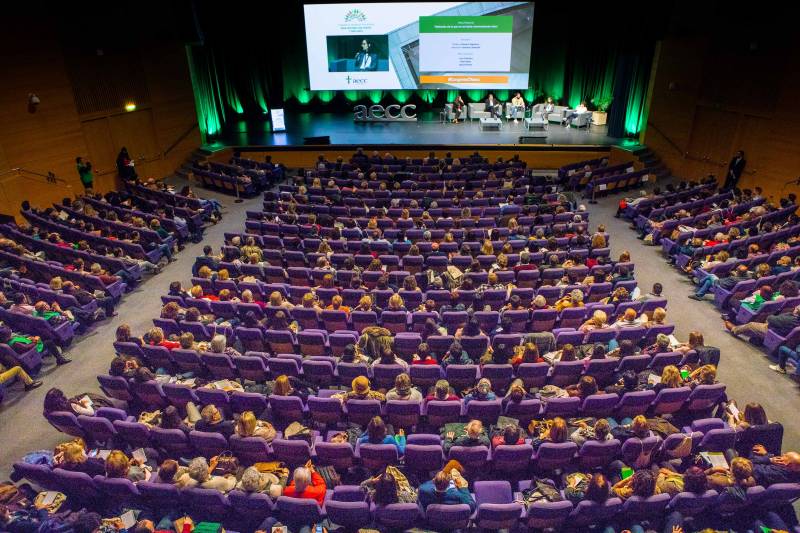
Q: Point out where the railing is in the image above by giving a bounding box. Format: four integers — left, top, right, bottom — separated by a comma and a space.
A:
0, 167, 72, 187
645, 121, 686, 158
164, 122, 198, 157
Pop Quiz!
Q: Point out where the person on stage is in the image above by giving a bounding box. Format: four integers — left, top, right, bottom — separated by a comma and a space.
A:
723, 150, 746, 190
451, 94, 465, 123
563, 100, 588, 127
510, 92, 526, 123
485, 93, 502, 119
542, 97, 555, 123
355, 39, 378, 71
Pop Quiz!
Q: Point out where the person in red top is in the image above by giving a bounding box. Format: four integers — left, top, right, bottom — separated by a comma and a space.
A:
491, 424, 526, 449
424, 380, 460, 402
282, 463, 326, 505
147, 327, 180, 350
412, 343, 438, 365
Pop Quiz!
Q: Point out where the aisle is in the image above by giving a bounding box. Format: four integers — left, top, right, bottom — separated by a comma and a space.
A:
588, 189, 800, 451
0, 182, 262, 479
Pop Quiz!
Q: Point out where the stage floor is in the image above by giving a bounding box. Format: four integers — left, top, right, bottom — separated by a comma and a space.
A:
216, 112, 631, 148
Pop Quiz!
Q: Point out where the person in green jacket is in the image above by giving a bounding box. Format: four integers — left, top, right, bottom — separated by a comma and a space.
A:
76, 157, 94, 191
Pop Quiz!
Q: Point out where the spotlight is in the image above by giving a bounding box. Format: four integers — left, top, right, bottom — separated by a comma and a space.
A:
124, 102, 137, 112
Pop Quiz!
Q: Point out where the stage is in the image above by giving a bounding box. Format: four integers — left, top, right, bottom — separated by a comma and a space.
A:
215, 111, 635, 149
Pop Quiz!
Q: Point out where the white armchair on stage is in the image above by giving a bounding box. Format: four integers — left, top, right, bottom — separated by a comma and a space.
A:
568, 110, 593, 128
532, 103, 569, 124
467, 103, 491, 121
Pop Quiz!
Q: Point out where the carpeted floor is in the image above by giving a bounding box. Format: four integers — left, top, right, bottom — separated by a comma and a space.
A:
2, 180, 797, 481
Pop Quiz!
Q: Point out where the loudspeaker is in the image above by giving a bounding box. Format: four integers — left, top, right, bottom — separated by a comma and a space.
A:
303, 136, 330, 145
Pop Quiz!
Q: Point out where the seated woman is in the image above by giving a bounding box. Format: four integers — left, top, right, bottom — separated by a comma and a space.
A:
371, 347, 409, 371
570, 418, 612, 447
411, 342, 437, 365
444, 419, 490, 452
333, 376, 386, 403
687, 364, 717, 388
282, 464, 326, 505
272, 374, 315, 402
235, 410, 277, 443
115, 323, 144, 346
209, 334, 242, 358
426, 379, 460, 402
43, 387, 110, 416
555, 289, 585, 312
564, 472, 610, 505
491, 423, 525, 449
160, 405, 194, 433
176, 456, 236, 492
236, 466, 281, 498
463, 378, 496, 404
543, 343, 578, 366
611, 469, 656, 501
605, 370, 643, 397
705, 456, 756, 491
358, 416, 406, 454
441, 340, 472, 367
530, 417, 569, 451
151, 459, 180, 484
53, 439, 105, 476
386, 373, 422, 402
146, 326, 180, 350
361, 468, 418, 505
510, 342, 543, 366
579, 310, 609, 333
647, 365, 683, 394
105, 450, 150, 482
194, 404, 236, 438
566, 375, 598, 400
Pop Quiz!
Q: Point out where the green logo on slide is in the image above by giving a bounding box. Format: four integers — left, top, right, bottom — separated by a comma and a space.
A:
344, 8, 367, 22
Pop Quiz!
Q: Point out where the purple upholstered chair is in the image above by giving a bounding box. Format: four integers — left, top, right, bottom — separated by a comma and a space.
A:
615, 390, 657, 419
228, 490, 274, 528
549, 361, 585, 387
345, 399, 382, 427
542, 396, 581, 418
229, 435, 271, 464
315, 442, 355, 471
271, 439, 312, 467
425, 504, 473, 531
189, 430, 229, 458
532, 442, 578, 473
567, 498, 623, 529
493, 444, 533, 476
425, 400, 462, 429
375, 503, 421, 530
577, 439, 621, 469
358, 443, 400, 470
473, 480, 523, 531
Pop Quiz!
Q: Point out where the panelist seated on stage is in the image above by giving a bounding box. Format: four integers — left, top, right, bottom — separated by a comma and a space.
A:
448, 95, 466, 123
508, 92, 526, 122
563, 101, 591, 127
484, 93, 503, 119
532, 98, 568, 123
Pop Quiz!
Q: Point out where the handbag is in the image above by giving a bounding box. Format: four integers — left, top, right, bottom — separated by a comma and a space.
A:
284, 421, 313, 444
209, 451, 240, 476
138, 409, 162, 427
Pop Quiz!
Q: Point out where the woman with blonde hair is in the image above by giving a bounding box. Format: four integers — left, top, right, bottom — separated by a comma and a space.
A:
645, 307, 667, 327
531, 417, 568, 450
326, 294, 351, 315
490, 254, 509, 273
555, 288, 584, 311
590, 233, 607, 249
579, 310, 608, 333
480, 239, 494, 256
268, 291, 294, 310
388, 293, 406, 311
650, 365, 683, 394
301, 292, 322, 313
235, 410, 276, 442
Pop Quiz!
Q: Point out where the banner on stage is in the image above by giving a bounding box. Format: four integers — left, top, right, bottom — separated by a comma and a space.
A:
353, 104, 417, 122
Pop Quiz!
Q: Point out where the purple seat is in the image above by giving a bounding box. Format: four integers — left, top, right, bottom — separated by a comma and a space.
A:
465, 399, 502, 426
515, 363, 550, 389
442, 311, 469, 335
142, 345, 175, 372
621, 436, 662, 468
228, 490, 274, 527
350, 311, 377, 333
315, 442, 355, 470
189, 430, 229, 458
615, 390, 657, 418
567, 498, 623, 529
614, 354, 651, 374
448, 445, 490, 472
525, 499, 574, 530
409, 364, 443, 390
480, 364, 514, 392
620, 493, 671, 521
533, 442, 578, 473
425, 400, 462, 429
46, 411, 86, 438
346, 399, 382, 427
235, 355, 270, 382
52, 469, 102, 503
229, 435, 271, 464
324, 496, 370, 530
375, 503, 421, 530
230, 391, 269, 415
684, 384, 726, 415
581, 393, 619, 418
493, 444, 533, 475
615, 326, 646, 343
445, 365, 479, 391
307, 395, 344, 427
584, 359, 618, 387
12, 462, 57, 491
171, 348, 205, 374
404, 444, 444, 474
372, 363, 405, 390
77, 415, 118, 445
555, 330, 584, 348
667, 490, 718, 518
265, 330, 296, 354
549, 360, 584, 387
359, 443, 399, 470
268, 356, 301, 378
650, 387, 692, 416
531, 309, 557, 332
269, 394, 305, 424
150, 427, 193, 457
577, 439, 622, 469
298, 331, 328, 357
182, 487, 231, 520
425, 504, 473, 531
385, 400, 421, 430
542, 396, 581, 418
94, 476, 141, 506
202, 352, 237, 379
698, 427, 737, 452
112, 420, 152, 449
97, 375, 134, 402
584, 328, 617, 345
558, 307, 586, 329
292, 308, 321, 330
272, 439, 312, 467
131, 380, 168, 408
473, 480, 523, 531
649, 351, 683, 372
380, 311, 409, 334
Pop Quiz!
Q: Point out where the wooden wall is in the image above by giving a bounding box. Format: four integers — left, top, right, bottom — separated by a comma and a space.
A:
0, 15, 200, 220
642, 8, 800, 204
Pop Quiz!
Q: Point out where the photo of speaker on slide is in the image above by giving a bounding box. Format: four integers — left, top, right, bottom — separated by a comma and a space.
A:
327, 35, 389, 72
